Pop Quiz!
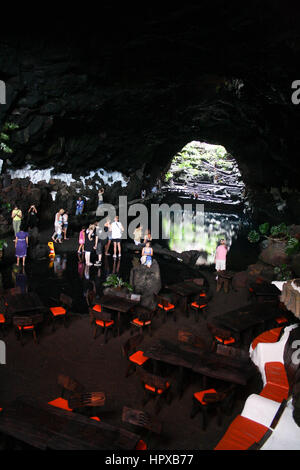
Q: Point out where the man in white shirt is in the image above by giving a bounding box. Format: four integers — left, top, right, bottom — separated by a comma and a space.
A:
111, 215, 124, 258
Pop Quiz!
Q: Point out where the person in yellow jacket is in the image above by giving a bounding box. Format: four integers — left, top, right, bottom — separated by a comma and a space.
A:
11, 205, 23, 238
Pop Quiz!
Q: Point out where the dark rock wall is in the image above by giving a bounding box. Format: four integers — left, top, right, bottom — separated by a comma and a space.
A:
1, 2, 300, 222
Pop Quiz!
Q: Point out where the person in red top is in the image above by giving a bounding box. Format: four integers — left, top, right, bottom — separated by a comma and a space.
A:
215, 239, 227, 271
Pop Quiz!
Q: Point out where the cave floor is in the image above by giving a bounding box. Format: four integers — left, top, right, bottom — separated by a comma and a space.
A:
0, 229, 263, 451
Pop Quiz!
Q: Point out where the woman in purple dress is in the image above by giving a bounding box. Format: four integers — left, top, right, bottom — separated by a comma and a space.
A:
15, 225, 29, 266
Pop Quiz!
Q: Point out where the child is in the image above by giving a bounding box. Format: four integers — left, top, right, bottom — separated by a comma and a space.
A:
56, 224, 63, 244
78, 226, 85, 254
141, 241, 153, 268
215, 239, 227, 272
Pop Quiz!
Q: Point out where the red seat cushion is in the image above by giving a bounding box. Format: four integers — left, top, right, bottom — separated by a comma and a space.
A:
92, 304, 102, 313
90, 416, 101, 422
215, 415, 269, 450
158, 303, 175, 311
251, 327, 283, 350
275, 316, 288, 325
215, 335, 235, 345
259, 361, 289, 403
95, 319, 114, 327
194, 388, 217, 405
129, 350, 149, 366
132, 318, 151, 326
136, 439, 147, 450
48, 397, 73, 411
191, 302, 207, 309
260, 383, 289, 402
0, 314, 5, 323
145, 382, 170, 395
50, 306, 66, 316
17, 325, 34, 330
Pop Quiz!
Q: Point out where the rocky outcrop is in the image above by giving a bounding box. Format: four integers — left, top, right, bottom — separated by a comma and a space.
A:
0, 3, 300, 224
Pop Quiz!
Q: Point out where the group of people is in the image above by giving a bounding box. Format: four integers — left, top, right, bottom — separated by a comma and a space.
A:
52, 209, 69, 243
75, 188, 105, 217
11, 203, 39, 267
77, 215, 124, 267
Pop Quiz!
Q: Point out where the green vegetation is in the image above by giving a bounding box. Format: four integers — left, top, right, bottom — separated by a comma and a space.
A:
163, 141, 235, 183
248, 222, 300, 256
103, 274, 133, 292
0, 122, 19, 155
274, 264, 293, 281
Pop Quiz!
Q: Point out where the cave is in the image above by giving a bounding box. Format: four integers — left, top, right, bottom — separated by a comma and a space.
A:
0, 1, 300, 453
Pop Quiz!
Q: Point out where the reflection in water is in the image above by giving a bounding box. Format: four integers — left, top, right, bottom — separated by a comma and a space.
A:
163, 210, 247, 266
53, 254, 67, 278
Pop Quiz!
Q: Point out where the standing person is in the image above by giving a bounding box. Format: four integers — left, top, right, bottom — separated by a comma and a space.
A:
104, 218, 112, 256
94, 222, 106, 266
85, 224, 95, 266
52, 209, 64, 243
62, 211, 69, 240
15, 223, 29, 267
76, 196, 84, 215
141, 241, 153, 268
27, 205, 38, 228
214, 239, 228, 271
96, 188, 104, 217
111, 215, 124, 258
11, 204, 23, 238
78, 226, 85, 254
133, 224, 143, 246
143, 229, 152, 244
141, 189, 146, 199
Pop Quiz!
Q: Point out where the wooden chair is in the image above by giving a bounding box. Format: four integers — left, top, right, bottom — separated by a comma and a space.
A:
0, 313, 7, 337
138, 369, 172, 414
93, 310, 115, 343
122, 406, 163, 449
89, 302, 102, 324
131, 308, 155, 336
49, 293, 73, 331
207, 322, 237, 347
122, 334, 149, 377
57, 374, 85, 399
190, 384, 236, 431
188, 291, 209, 321
68, 392, 106, 410
13, 313, 44, 346
154, 294, 176, 323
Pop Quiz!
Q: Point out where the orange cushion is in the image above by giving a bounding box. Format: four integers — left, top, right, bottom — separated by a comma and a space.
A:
191, 302, 207, 309
251, 327, 283, 350
158, 303, 175, 311
132, 318, 151, 326
275, 316, 288, 324
265, 362, 289, 390
145, 382, 170, 395
50, 306, 66, 316
0, 314, 5, 323
215, 335, 235, 345
17, 325, 34, 330
260, 383, 289, 403
90, 416, 101, 422
129, 350, 149, 366
136, 439, 147, 450
92, 304, 102, 313
95, 319, 114, 327
215, 415, 269, 450
48, 397, 73, 411
194, 388, 217, 405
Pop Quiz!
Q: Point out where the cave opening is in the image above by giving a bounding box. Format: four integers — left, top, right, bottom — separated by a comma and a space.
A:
159, 141, 256, 268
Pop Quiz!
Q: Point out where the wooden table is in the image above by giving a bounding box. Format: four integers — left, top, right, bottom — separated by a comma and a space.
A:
216, 271, 235, 293
0, 397, 141, 450
249, 282, 281, 303
100, 295, 140, 335
1, 292, 46, 319
210, 303, 280, 344
143, 339, 255, 396
165, 280, 206, 315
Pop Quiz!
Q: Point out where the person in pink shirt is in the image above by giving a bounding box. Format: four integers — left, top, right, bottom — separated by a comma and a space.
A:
215, 239, 227, 271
